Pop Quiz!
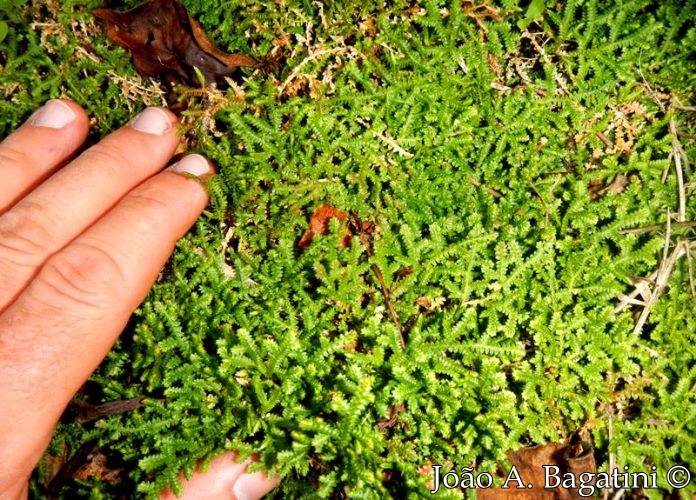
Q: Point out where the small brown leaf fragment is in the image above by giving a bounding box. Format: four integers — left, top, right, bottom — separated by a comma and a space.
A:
417, 461, 433, 477
355, 219, 376, 249
47, 443, 124, 498
298, 204, 351, 250
376, 404, 406, 430
588, 174, 629, 201
93, 0, 259, 87
416, 297, 433, 309
487, 52, 503, 78
72, 450, 123, 483
419, 461, 436, 494
394, 267, 413, 281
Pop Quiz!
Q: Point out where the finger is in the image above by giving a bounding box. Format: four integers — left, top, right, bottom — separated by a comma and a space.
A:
232, 468, 281, 500
0, 107, 180, 311
0, 99, 89, 213
160, 452, 280, 500
0, 156, 212, 488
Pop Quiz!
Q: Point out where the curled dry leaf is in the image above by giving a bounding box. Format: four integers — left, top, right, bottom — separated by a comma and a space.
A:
298, 204, 352, 250
93, 0, 259, 87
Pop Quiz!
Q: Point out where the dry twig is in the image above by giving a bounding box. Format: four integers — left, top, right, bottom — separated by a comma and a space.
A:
355, 221, 406, 348
619, 220, 696, 235
615, 117, 696, 332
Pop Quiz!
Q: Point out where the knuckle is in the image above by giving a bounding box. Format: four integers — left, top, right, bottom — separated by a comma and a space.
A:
0, 202, 59, 267
126, 191, 174, 232
79, 143, 133, 174
35, 241, 126, 312
0, 144, 29, 171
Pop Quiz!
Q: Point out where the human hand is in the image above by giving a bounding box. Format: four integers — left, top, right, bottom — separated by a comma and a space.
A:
0, 100, 279, 499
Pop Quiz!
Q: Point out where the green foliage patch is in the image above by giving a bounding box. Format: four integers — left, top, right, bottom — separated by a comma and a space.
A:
1, 0, 695, 498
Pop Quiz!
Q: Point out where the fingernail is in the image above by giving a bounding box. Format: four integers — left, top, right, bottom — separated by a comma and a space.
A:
130, 107, 173, 135
233, 471, 279, 500
31, 99, 76, 128
168, 154, 213, 178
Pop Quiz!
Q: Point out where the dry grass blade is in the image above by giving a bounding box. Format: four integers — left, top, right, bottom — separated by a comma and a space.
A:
619, 220, 696, 235
670, 118, 689, 214
687, 242, 696, 306
615, 117, 695, 332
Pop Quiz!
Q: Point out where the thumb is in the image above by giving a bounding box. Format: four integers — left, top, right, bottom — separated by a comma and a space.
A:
160, 452, 279, 500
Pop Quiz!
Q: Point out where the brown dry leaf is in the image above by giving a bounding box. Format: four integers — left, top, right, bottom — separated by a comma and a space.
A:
48, 442, 95, 496
72, 450, 123, 483
43, 442, 68, 486
298, 204, 352, 250
93, 0, 258, 87
416, 297, 433, 309
477, 442, 595, 500
66, 396, 146, 424
588, 174, 629, 201
487, 52, 503, 78
376, 404, 407, 430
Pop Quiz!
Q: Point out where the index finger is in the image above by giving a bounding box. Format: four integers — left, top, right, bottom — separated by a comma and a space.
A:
0, 100, 89, 213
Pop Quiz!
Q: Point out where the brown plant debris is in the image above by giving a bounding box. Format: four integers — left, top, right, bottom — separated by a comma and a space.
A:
476, 442, 596, 500
299, 205, 406, 347
297, 204, 351, 250
615, 118, 696, 330
376, 403, 407, 430
461, 0, 503, 35
93, 0, 259, 87
46, 441, 124, 497
65, 396, 146, 424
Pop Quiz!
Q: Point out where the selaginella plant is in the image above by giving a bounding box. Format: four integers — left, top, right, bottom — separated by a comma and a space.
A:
0, 0, 694, 498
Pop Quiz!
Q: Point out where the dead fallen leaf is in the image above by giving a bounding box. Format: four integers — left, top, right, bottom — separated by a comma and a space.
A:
47, 441, 124, 497
43, 442, 68, 487
298, 204, 351, 250
93, 0, 259, 87
394, 267, 413, 281
65, 396, 146, 424
476, 442, 596, 500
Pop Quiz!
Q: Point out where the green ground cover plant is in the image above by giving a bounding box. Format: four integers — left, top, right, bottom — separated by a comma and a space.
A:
1, 0, 695, 497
